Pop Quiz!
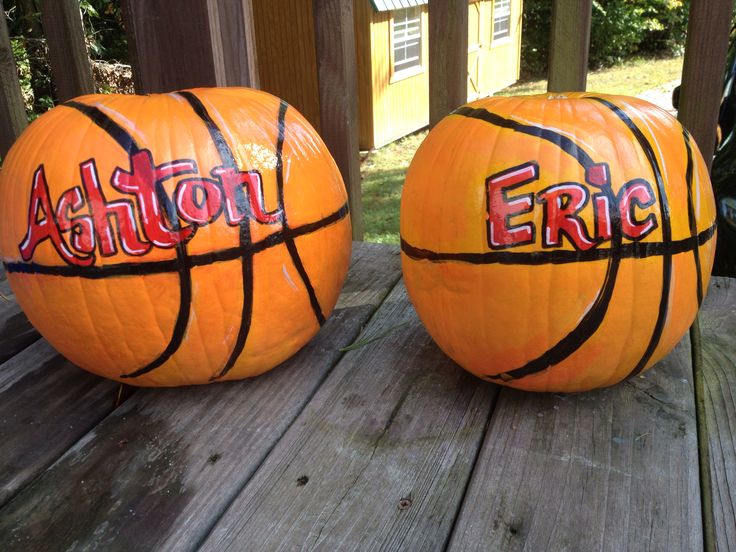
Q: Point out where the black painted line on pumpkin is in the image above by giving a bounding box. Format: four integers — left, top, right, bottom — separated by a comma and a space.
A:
2, 204, 350, 278
63, 101, 193, 380
214, 219, 255, 380
400, 223, 716, 266
590, 97, 674, 379
63, 101, 141, 156
120, 244, 192, 379
275, 99, 327, 327
452, 106, 597, 169
683, 130, 704, 307
174, 91, 238, 168
453, 104, 623, 383
175, 91, 255, 381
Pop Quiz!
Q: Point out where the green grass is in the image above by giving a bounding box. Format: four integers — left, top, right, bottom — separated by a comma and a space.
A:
361, 55, 684, 244
500, 55, 684, 97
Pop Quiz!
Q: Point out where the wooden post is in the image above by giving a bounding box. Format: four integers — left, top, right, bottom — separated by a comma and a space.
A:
122, 0, 258, 93
40, 0, 95, 102
0, 0, 28, 158
313, 0, 363, 240
547, 0, 592, 92
677, 3, 732, 552
428, 0, 468, 127
678, 0, 732, 168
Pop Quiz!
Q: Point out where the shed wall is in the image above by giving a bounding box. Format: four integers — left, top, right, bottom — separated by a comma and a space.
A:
252, 0, 321, 131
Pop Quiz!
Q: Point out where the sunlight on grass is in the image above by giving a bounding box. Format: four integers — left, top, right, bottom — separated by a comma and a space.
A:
498, 55, 683, 97
361, 55, 684, 244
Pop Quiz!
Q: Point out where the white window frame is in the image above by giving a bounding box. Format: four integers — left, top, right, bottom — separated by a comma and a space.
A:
390, 6, 424, 82
492, 0, 512, 46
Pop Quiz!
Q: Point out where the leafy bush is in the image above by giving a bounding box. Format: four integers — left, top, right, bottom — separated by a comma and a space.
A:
521, 0, 691, 79
6, 0, 129, 119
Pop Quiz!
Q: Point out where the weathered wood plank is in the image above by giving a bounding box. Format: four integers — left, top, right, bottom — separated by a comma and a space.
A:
207, 0, 259, 88
0, 270, 38, 363
0, 0, 27, 159
0, 340, 118, 508
312, 0, 363, 241
40, 0, 95, 102
678, 0, 732, 168
122, 0, 258, 93
428, 0, 468, 126
200, 281, 498, 551
547, 0, 592, 92
447, 339, 702, 551
0, 243, 401, 551
700, 277, 736, 552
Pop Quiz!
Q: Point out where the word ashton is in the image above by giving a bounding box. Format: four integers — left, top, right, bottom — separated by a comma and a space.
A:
19, 149, 281, 267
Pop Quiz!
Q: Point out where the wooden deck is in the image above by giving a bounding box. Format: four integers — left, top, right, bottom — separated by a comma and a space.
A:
0, 242, 734, 551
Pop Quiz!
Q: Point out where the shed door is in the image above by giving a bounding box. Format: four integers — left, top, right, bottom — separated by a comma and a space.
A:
468, 0, 482, 100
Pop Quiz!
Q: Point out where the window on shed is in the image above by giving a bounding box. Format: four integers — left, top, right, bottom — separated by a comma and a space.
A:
392, 7, 422, 76
493, 0, 511, 42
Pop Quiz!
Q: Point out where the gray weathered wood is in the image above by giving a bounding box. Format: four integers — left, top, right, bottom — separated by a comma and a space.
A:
40, 0, 95, 101
0, 0, 28, 159
200, 280, 498, 551
0, 243, 401, 551
313, 0, 363, 241
0, 272, 38, 363
0, 340, 118, 508
700, 277, 736, 552
208, 0, 259, 88
678, 0, 732, 169
428, 0, 468, 126
548, 0, 593, 92
122, 0, 258, 94
447, 339, 702, 551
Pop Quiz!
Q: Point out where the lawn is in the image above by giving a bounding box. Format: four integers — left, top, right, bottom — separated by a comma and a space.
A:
360, 55, 684, 244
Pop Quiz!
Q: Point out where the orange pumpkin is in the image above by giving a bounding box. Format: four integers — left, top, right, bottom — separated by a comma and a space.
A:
401, 93, 717, 392
0, 88, 351, 386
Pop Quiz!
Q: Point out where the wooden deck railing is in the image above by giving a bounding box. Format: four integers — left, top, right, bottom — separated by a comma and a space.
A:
0, 0, 732, 237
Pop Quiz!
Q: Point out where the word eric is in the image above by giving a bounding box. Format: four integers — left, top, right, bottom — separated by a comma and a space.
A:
19, 149, 281, 267
486, 161, 659, 251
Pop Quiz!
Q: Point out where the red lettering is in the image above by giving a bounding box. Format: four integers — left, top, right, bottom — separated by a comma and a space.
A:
213, 167, 282, 225
537, 183, 596, 251
618, 179, 658, 240
55, 187, 95, 255
19, 166, 93, 266
593, 193, 612, 240
111, 149, 197, 247
486, 162, 538, 249
81, 160, 151, 257
175, 178, 223, 225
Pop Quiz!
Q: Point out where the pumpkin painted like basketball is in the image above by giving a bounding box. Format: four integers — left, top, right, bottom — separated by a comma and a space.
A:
401, 93, 717, 393
0, 88, 351, 387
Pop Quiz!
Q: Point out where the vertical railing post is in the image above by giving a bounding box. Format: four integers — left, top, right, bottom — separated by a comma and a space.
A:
677, 3, 732, 552
547, 0, 592, 92
678, 0, 732, 168
0, 0, 28, 158
428, 0, 468, 127
313, 0, 363, 241
40, 0, 95, 101
122, 0, 258, 93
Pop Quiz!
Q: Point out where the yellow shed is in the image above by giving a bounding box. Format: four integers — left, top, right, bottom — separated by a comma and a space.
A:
356, 0, 523, 149
252, 0, 523, 150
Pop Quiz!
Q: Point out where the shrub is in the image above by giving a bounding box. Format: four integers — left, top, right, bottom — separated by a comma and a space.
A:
521, 0, 691, 79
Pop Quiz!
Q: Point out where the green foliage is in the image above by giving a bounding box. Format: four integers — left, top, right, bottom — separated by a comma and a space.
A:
521, 0, 691, 79
5, 0, 129, 119
79, 0, 129, 63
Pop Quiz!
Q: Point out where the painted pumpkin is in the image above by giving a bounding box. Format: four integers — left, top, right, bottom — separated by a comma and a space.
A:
0, 88, 351, 386
401, 93, 717, 392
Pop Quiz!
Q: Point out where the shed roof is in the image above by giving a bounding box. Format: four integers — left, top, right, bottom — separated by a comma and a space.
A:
370, 0, 428, 12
